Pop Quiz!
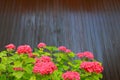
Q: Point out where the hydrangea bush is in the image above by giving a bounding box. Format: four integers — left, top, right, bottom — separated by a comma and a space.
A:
0, 43, 103, 80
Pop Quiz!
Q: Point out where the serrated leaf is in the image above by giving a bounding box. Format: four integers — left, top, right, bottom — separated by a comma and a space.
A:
33, 52, 39, 56
1, 57, 7, 64
20, 54, 28, 60
93, 76, 99, 80
24, 64, 33, 74
29, 75, 36, 80
0, 51, 7, 54
63, 65, 69, 70
68, 52, 75, 57
98, 73, 103, 78
7, 65, 13, 72
73, 60, 82, 64
14, 61, 22, 67
58, 66, 64, 71
25, 58, 35, 64
43, 52, 51, 56
68, 62, 73, 66
46, 46, 58, 51
53, 54, 59, 57
57, 57, 61, 62
0, 52, 6, 57
0, 74, 6, 80
60, 54, 68, 61
11, 54, 19, 60
0, 64, 6, 71
13, 72, 24, 79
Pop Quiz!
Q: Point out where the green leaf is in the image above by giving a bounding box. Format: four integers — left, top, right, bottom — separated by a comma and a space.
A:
53, 54, 59, 57
33, 52, 39, 56
38, 48, 44, 53
1, 57, 7, 64
46, 46, 58, 51
7, 65, 14, 72
63, 65, 69, 70
98, 73, 103, 78
24, 64, 33, 74
85, 78, 91, 80
22, 73, 32, 80
14, 61, 22, 67
80, 72, 91, 78
0, 51, 7, 54
68, 52, 75, 58
68, 62, 73, 66
34, 48, 39, 52
12, 72, 24, 79
56, 57, 61, 62
60, 54, 68, 61
58, 66, 64, 71
7, 58, 13, 64
10, 54, 20, 60
0, 74, 6, 80
25, 58, 35, 64
73, 60, 82, 64
0, 64, 6, 71
0, 52, 6, 57
42, 52, 51, 56
29, 75, 36, 80
93, 76, 99, 80
20, 54, 28, 60
53, 70, 62, 80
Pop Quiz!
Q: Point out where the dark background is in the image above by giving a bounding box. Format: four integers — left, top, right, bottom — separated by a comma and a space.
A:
0, 0, 120, 80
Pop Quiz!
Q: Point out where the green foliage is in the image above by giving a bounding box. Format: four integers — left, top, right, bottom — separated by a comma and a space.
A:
0, 45, 103, 80
12, 72, 24, 79
29, 75, 36, 80
0, 64, 6, 71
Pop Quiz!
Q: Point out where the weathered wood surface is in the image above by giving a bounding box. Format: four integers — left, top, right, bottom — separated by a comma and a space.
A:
0, 0, 120, 80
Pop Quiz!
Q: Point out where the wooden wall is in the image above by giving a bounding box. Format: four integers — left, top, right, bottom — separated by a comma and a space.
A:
0, 0, 120, 80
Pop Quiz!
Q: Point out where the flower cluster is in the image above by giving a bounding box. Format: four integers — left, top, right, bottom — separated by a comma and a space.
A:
35, 56, 51, 63
77, 51, 94, 59
13, 67, 24, 71
62, 71, 80, 80
2, 43, 103, 80
5, 44, 16, 50
37, 42, 46, 48
58, 46, 71, 53
40, 56, 51, 62
16, 45, 32, 54
33, 56, 57, 75
80, 61, 103, 73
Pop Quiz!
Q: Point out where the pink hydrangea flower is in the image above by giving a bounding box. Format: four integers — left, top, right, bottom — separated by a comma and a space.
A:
35, 58, 41, 63
35, 56, 51, 63
37, 42, 46, 48
65, 49, 72, 53
62, 71, 80, 80
5, 44, 16, 50
84, 51, 94, 59
13, 67, 24, 71
40, 56, 51, 62
77, 52, 84, 58
33, 62, 57, 75
28, 53, 37, 58
77, 51, 94, 59
16, 45, 32, 54
58, 46, 67, 52
80, 61, 103, 73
